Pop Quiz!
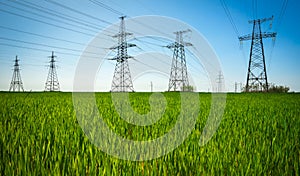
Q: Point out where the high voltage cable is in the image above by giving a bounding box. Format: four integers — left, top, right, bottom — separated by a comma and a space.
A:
7, 0, 105, 32
0, 9, 95, 37
0, 1, 99, 34
0, 37, 105, 55
1, 0, 220, 76
45, 0, 112, 26
134, 38, 207, 79
88, 0, 124, 16
252, 0, 258, 19
191, 45, 220, 73
132, 35, 208, 78
0, 1, 119, 43
0, 25, 109, 49
86, 0, 183, 70
128, 18, 175, 40
276, 0, 288, 31
17, 0, 109, 31
220, 0, 240, 37
0, 7, 115, 42
45, 0, 176, 46
185, 49, 209, 78
0, 43, 87, 57
266, 0, 288, 72
87, 0, 175, 42
135, 40, 171, 66
133, 38, 165, 47
0, 42, 106, 60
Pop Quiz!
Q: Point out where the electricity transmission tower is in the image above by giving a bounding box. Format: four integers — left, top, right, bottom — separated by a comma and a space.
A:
216, 71, 224, 92
239, 16, 276, 92
9, 55, 24, 92
110, 16, 136, 92
167, 29, 192, 91
45, 51, 60, 91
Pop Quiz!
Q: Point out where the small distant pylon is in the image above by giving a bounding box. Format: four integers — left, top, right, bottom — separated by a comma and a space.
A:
45, 51, 60, 91
167, 29, 192, 91
110, 16, 136, 92
239, 16, 276, 92
9, 55, 24, 92
216, 71, 224, 92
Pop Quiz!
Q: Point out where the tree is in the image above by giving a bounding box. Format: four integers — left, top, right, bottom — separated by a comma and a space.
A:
181, 85, 195, 92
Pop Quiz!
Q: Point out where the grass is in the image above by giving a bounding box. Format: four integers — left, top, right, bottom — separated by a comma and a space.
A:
0, 92, 299, 175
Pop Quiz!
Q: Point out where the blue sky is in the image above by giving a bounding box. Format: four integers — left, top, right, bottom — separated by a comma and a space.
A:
0, 0, 299, 92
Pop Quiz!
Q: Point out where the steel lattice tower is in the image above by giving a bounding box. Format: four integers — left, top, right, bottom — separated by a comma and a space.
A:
45, 51, 60, 91
110, 16, 136, 92
216, 71, 224, 92
239, 16, 276, 92
9, 55, 24, 92
167, 29, 192, 91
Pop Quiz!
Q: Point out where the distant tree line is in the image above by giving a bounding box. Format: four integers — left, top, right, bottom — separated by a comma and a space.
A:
242, 83, 290, 93
268, 83, 290, 93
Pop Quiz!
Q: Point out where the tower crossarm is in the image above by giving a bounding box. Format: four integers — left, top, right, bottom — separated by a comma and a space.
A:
110, 43, 136, 50
239, 32, 277, 41
173, 29, 191, 36
166, 42, 192, 49
108, 55, 133, 61
248, 16, 273, 24
112, 32, 133, 38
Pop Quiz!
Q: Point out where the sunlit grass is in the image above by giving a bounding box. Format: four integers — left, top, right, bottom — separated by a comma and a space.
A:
0, 92, 299, 175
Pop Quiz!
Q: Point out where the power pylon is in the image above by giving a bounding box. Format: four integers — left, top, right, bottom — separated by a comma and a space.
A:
110, 16, 136, 92
167, 29, 192, 91
216, 71, 224, 92
45, 51, 60, 91
9, 55, 24, 92
239, 16, 276, 92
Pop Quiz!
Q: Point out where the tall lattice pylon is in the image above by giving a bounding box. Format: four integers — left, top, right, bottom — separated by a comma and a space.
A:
110, 16, 136, 92
45, 51, 60, 91
9, 55, 24, 92
167, 29, 192, 91
239, 16, 276, 92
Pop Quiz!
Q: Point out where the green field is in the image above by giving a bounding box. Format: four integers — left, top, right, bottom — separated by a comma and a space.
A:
0, 92, 299, 175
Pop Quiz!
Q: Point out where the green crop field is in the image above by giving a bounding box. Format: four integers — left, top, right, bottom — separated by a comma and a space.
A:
0, 92, 299, 175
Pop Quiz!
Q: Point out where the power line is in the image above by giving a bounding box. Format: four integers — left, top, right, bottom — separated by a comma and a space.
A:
7, 0, 107, 32
87, 0, 175, 42
0, 8, 95, 37
220, 0, 240, 37
252, 0, 258, 19
134, 42, 207, 81
0, 25, 105, 49
275, 0, 288, 31
21, 0, 108, 30
0, 43, 100, 58
135, 40, 172, 67
135, 37, 210, 79
0, 37, 104, 56
45, 0, 113, 25
133, 37, 165, 47
0, 1, 99, 34
88, 0, 124, 16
